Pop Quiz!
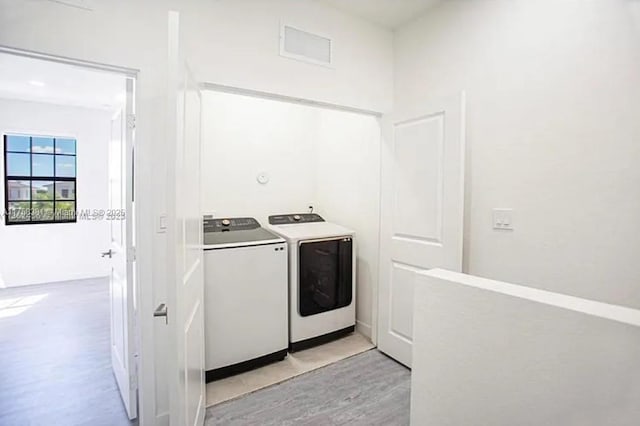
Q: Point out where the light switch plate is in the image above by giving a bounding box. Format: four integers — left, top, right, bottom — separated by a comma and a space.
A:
157, 214, 168, 233
493, 208, 514, 230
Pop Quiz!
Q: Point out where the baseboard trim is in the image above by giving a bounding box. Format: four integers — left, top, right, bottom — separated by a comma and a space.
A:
356, 320, 372, 339
3, 275, 110, 288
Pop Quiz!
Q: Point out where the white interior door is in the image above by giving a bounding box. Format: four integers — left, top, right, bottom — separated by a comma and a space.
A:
166, 10, 206, 426
108, 77, 137, 419
377, 93, 466, 367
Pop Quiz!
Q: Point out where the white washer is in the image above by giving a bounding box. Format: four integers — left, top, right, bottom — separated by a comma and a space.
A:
203, 216, 288, 381
268, 213, 356, 351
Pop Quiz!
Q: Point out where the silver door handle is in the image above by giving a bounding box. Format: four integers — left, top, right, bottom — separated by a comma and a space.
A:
154, 303, 168, 324
101, 249, 114, 258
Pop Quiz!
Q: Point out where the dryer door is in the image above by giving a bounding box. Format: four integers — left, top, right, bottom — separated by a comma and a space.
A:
298, 237, 353, 317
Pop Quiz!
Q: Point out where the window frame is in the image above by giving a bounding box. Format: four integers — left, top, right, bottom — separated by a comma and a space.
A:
4, 134, 77, 225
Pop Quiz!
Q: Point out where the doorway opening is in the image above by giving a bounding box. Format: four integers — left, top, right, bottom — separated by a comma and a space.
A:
199, 86, 380, 406
0, 51, 138, 425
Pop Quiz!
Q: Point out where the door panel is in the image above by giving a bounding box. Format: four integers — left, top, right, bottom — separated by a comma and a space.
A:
184, 298, 204, 426
180, 59, 205, 426
109, 77, 137, 419
377, 93, 465, 367
389, 263, 416, 343
393, 113, 444, 243
167, 10, 205, 426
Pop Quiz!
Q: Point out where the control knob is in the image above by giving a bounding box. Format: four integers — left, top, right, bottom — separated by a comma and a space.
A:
293, 215, 302, 221
221, 219, 231, 227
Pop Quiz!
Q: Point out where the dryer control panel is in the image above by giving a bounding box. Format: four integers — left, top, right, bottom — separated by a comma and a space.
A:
203, 216, 260, 233
268, 213, 325, 225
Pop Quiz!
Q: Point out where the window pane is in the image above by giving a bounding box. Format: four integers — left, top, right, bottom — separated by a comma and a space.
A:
32, 181, 54, 200
6, 153, 30, 176
32, 201, 54, 221
32, 137, 54, 154
55, 155, 76, 177
7, 202, 30, 223
7, 180, 31, 201
56, 138, 76, 155
55, 201, 76, 221
6, 135, 30, 152
55, 181, 76, 200
32, 154, 54, 177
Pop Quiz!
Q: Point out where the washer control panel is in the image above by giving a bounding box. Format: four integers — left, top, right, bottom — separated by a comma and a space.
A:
268, 213, 325, 225
203, 216, 260, 232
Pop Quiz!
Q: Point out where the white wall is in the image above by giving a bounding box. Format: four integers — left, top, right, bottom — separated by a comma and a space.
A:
0, 2, 174, 421
412, 269, 640, 426
0, 1, 393, 422
0, 98, 111, 287
394, 0, 640, 309
182, 0, 394, 113
201, 90, 381, 338
201, 91, 318, 223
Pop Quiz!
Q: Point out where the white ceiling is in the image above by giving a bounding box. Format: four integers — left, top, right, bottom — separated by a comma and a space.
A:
321, 0, 441, 29
0, 53, 126, 110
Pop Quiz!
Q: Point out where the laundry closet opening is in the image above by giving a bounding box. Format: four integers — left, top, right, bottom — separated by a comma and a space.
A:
200, 88, 381, 399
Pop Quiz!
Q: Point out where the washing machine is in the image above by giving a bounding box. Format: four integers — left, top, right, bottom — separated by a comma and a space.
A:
268, 213, 355, 352
203, 216, 288, 381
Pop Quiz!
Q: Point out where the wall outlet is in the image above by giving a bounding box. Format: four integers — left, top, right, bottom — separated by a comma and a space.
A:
493, 208, 514, 231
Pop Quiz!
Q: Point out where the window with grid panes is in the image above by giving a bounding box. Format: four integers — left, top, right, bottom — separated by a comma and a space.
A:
4, 134, 77, 224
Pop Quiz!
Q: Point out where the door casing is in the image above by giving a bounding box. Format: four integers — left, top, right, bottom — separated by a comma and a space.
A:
0, 45, 154, 424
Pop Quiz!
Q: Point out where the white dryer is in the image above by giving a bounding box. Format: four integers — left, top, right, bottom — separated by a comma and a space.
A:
268, 213, 355, 351
203, 216, 288, 381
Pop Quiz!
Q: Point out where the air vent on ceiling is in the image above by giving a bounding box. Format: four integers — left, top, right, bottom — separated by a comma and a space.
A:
280, 24, 332, 67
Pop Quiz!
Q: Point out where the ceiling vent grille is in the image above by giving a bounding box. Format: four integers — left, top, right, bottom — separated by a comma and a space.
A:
280, 25, 332, 67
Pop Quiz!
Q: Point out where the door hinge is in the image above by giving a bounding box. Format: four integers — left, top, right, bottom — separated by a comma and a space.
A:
127, 113, 136, 130
128, 246, 136, 262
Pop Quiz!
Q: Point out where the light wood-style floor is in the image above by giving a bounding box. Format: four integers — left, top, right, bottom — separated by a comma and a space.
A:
207, 332, 375, 406
0, 278, 134, 426
206, 349, 411, 425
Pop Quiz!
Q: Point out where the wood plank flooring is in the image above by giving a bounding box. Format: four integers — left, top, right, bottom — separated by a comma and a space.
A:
207, 332, 375, 407
0, 278, 410, 425
0, 278, 135, 426
206, 349, 411, 425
